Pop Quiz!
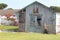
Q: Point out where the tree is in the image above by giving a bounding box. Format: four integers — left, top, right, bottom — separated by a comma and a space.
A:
0, 3, 8, 9
50, 6, 60, 12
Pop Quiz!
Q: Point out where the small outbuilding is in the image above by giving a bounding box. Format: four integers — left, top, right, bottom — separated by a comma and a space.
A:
18, 1, 56, 34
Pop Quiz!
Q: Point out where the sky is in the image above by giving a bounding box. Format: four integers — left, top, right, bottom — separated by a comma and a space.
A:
0, 0, 60, 9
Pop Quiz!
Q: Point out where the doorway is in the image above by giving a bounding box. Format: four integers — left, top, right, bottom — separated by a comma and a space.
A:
29, 14, 44, 33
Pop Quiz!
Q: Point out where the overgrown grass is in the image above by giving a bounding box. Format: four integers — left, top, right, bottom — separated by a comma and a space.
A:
0, 32, 60, 40
0, 25, 18, 30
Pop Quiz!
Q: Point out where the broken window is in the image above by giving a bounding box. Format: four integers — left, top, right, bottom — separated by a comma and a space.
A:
33, 8, 38, 13
37, 17, 42, 26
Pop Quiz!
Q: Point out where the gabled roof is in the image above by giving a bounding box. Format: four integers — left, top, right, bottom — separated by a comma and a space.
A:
20, 1, 50, 10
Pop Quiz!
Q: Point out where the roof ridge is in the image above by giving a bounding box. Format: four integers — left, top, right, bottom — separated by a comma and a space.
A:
20, 1, 49, 10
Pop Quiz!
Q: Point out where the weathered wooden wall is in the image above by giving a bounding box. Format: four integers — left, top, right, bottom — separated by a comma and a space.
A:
19, 11, 25, 32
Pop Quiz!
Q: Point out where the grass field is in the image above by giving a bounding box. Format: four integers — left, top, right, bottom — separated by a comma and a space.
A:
0, 25, 60, 40
0, 32, 60, 40
0, 25, 18, 30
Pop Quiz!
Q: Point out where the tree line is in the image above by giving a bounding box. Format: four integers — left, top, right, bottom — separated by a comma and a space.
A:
50, 6, 60, 12
0, 3, 13, 10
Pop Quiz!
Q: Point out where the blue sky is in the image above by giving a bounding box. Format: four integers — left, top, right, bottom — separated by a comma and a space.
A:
0, 0, 60, 9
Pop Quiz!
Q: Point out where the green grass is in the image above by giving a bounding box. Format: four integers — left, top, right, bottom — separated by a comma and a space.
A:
0, 32, 60, 40
0, 25, 18, 30
0, 25, 60, 40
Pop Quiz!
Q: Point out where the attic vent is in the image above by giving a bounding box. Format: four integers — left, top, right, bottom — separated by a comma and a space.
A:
33, 8, 38, 13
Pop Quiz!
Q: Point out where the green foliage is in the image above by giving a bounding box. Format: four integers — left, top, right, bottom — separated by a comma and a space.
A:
0, 3, 8, 9
50, 6, 60, 12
